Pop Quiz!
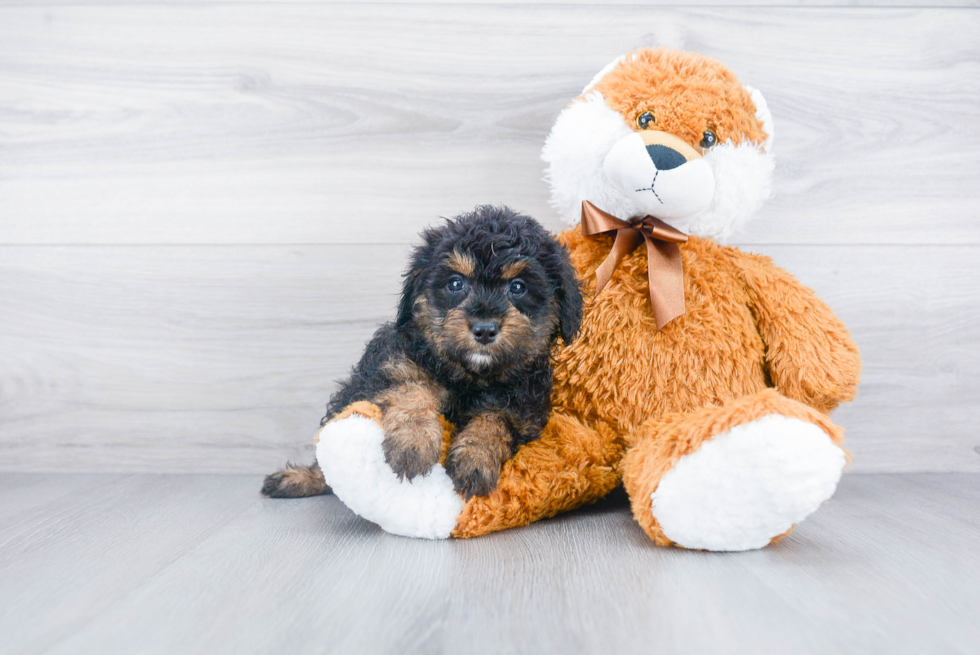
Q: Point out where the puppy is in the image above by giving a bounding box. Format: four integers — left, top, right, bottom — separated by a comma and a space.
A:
263, 205, 582, 499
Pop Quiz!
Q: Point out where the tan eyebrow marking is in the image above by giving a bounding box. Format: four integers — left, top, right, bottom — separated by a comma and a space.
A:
445, 250, 476, 276
501, 260, 529, 279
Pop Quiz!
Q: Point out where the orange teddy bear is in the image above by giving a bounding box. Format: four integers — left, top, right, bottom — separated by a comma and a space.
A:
316, 48, 861, 551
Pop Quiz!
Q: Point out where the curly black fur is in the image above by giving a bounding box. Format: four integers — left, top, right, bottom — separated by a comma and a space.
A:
262, 205, 582, 499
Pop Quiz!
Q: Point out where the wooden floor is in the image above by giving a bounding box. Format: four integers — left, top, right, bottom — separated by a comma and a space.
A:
1, 473, 977, 654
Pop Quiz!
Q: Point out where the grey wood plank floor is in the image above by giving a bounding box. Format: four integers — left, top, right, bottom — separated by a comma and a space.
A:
1, 473, 977, 655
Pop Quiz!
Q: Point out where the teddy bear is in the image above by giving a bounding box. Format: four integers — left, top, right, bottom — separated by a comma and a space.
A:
315, 47, 861, 551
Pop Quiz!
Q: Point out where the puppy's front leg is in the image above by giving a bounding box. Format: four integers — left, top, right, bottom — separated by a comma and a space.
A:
445, 412, 512, 499
376, 383, 445, 481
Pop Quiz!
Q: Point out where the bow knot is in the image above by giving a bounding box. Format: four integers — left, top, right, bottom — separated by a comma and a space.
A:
630, 216, 651, 229
580, 200, 688, 329
628, 215, 688, 244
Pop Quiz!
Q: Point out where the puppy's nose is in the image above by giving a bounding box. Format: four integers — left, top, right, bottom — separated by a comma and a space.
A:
645, 144, 687, 171
471, 321, 500, 345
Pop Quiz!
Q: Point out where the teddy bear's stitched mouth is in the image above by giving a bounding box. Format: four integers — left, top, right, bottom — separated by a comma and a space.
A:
635, 170, 664, 204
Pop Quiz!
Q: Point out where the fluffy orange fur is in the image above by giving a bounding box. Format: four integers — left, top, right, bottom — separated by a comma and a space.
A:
447, 50, 858, 543
452, 232, 860, 542
590, 47, 769, 149
333, 49, 859, 545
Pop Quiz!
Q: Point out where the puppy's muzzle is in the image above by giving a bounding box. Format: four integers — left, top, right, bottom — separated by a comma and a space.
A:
470, 320, 500, 345
603, 129, 715, 222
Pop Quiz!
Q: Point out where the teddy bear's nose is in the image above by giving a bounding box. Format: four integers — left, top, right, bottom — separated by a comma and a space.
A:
645, 144, 687, 171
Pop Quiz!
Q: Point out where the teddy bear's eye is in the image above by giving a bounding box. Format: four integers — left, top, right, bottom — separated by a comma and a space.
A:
700, 130, 717, 149
636, 112, 656, 129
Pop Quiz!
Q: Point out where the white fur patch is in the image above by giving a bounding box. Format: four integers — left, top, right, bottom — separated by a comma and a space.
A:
650, 414, 846, 552
678, 141, 774, 241
542, 93, 636, 227
603, 132, 715, 222
745, 85, 774, 152
316, 415, 463, 539
466, 353, 494, 369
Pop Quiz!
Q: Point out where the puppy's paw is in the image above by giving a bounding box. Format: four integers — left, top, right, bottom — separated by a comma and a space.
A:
261, 464, 331, 498
317, 413, 464, 539
382, 421, 443, 481
445, 446, 502, 499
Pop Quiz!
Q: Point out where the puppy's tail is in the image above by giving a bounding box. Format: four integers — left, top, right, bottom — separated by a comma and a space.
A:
261, 461, 332, 498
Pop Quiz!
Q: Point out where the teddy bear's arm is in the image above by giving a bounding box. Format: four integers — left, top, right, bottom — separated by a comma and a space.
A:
734, 250, 861, 414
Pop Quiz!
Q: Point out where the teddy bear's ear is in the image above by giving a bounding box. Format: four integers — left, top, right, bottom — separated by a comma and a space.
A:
581, 54, 627, 95
744, 85, 774, 153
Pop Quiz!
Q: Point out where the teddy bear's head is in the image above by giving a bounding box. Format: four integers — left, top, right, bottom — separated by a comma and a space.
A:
542, 47, 774, 241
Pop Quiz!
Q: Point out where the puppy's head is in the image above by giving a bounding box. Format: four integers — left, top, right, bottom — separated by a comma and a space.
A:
397, 206, 582, 375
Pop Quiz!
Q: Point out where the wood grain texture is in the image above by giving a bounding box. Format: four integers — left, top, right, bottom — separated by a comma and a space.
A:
0, 474, 258, 654
1, 243, 978, 473
0, 473, 976, 655
1, 5, 978, 245
0, 244, 405, 473
0, 473, 121, 540
2, 4, 977, 474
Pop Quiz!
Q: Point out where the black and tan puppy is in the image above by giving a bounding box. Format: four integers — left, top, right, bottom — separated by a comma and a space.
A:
263, 205, 582, 499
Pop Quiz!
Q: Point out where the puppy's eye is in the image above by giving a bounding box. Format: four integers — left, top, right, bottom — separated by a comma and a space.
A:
508, 279, 527, 296
700, 130, 717, 149
636, 112, 656, 130
446, 276, 466, 293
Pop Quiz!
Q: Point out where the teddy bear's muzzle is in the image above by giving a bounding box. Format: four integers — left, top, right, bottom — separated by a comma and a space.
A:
603, 131, 715, 225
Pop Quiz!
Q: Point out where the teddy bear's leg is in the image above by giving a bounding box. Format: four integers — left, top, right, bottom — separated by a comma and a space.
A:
620, 389, 847, 551
452, 412, 624, 538
315, 401, 463, 539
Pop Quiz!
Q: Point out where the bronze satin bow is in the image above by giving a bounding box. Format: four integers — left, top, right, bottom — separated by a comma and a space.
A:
580, 200, 689, 329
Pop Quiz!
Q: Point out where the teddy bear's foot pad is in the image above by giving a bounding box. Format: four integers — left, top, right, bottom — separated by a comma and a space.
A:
316, 414, 464, 539
650, 414, 846, 551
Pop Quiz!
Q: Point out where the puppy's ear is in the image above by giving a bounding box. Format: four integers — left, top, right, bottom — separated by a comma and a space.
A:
396, 225, 443, 328
550, 240, 583, 344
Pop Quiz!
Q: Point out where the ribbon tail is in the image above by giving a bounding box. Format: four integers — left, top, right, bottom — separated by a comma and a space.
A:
644, 237, 686, 330
594, 228, 643, 296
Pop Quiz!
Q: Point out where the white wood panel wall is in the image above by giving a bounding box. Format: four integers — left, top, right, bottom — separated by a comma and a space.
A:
1, 3, 978, 473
